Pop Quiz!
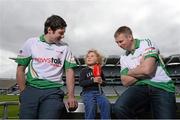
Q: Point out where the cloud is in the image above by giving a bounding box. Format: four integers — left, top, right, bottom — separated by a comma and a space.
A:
0, 49, 17, 78
1, 0, 180, 78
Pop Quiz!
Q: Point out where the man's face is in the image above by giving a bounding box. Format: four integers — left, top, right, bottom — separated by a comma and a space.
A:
115, 33, 133, 51
49, 28, 66, 43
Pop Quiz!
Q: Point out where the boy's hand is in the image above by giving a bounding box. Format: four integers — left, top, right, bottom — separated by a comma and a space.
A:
93, 77, 102, 84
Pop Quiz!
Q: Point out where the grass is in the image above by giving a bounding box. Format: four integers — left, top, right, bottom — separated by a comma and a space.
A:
0, 95, 19, 102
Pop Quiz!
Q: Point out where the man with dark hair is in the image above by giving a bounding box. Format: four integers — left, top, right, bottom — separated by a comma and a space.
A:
113, 26, 176, 119
16, 15, 78, 119
44, 15, 67, 34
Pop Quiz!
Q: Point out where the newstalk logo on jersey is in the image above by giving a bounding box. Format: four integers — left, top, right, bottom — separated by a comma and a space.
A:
33, 57, 62, 67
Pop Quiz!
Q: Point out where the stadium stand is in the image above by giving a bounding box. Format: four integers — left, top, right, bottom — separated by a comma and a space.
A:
164, 54, 180, 95
0, 79, 17, 95
104, 55, 120, 65
2, 54, 180, 95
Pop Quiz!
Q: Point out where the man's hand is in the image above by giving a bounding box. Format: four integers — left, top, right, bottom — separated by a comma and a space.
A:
121, 75, 137, 87
65, 68, 78, 111
66, 95, 78, 111
19, 86, 26, 92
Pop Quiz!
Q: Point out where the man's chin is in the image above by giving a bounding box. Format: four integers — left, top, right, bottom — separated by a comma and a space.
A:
122, 48, 126, 50
55, 39, 62, 43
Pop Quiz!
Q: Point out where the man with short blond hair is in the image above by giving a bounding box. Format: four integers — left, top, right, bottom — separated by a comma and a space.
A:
113, 26, 176, 119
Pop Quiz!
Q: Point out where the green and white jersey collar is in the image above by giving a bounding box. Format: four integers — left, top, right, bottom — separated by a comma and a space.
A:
126, 39, 140, 55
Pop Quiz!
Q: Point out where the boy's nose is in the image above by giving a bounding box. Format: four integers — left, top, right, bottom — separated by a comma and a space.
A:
61, 35, 64, 38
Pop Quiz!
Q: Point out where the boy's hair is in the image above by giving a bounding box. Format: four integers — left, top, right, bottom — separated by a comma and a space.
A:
114, 26, 133, 38
85, 49, 104, 65
44, 15, 67, 34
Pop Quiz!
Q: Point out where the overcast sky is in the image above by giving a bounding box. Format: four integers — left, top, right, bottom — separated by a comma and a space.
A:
0, 0, 180, 78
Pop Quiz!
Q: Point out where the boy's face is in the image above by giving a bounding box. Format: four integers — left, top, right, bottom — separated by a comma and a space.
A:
86, 52, 98, 66
115, 33, 133, 51
48, 28, 66, 43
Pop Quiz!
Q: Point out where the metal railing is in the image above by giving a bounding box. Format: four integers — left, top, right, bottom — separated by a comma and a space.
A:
0, 101, 19, 119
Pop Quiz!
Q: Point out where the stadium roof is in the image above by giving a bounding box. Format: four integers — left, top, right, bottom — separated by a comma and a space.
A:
0, 79, 17, 89
104, 55, 120, 65
164, 54, 180, 65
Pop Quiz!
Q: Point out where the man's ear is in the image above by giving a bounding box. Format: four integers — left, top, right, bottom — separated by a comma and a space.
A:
128, 35, 133, 40
47, 27, 52, 33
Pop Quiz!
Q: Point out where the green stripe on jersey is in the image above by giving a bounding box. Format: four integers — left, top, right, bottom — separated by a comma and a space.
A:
134, 39, 140, 49
29, 61, 39, 78
144, 53, 158, 60
26, 78, 64, 89
135, 80, 175, 93
120, 68, 129, 76
16, 56, 32, 66
26, 65, 63, 89
157, 55, 170, 76
64, 60, 77, 69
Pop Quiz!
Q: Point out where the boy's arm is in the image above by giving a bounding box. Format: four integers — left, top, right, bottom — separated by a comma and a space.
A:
79, 70, 94, 87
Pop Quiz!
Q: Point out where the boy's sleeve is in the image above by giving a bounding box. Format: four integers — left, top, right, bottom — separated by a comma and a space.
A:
15, 39, 32, 66
64, 47, 77, 70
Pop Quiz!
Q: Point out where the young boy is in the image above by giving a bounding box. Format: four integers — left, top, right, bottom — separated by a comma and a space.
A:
79, 49, 111, 119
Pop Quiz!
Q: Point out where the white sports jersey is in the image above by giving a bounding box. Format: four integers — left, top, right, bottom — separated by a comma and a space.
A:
120, 39, 175, 92
16, 35, 77, 89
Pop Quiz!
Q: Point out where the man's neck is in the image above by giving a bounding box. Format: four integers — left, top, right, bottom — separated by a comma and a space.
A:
127, 38, 135, 52
44, 35, 53, 44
